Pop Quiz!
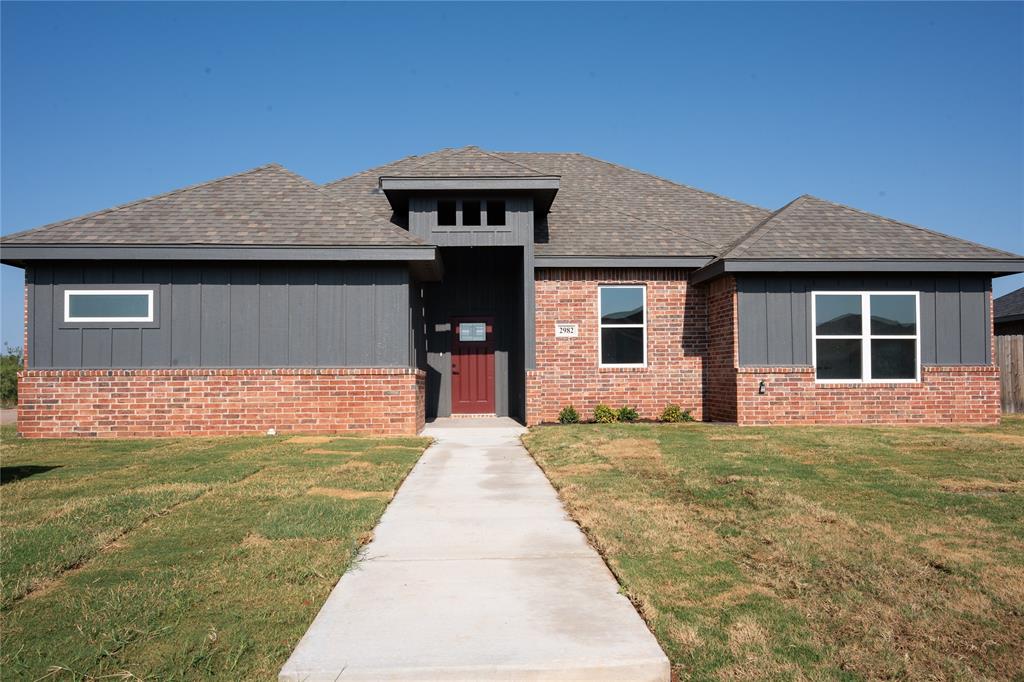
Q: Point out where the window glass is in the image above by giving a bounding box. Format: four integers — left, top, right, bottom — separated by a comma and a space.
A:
600, 287, 644, 325
459, 322, 486, 342
601, 327, 644, 365
815, 294, 861, 335
462, 200, 481, 226
870, 295, 916, 335
815, 338, 862, 380
871, 339, 916, 379
67, 293, 150, 320
437, 200, 456, 226
486, 200, 506, 226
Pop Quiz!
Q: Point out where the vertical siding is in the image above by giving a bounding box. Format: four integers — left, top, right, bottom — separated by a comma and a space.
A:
29, 261, 413, 369
736, 273, 992, 367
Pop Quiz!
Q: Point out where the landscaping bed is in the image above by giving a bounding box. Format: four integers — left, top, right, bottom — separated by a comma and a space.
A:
523, 417, 1024, 680
0, 427, 429, 679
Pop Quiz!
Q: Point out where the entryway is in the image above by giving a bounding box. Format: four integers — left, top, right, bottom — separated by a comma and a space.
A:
279, 418, 669, 681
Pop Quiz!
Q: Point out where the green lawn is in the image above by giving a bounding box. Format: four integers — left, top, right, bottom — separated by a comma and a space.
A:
0, 426, 429, 680
523, 417, 1024, 681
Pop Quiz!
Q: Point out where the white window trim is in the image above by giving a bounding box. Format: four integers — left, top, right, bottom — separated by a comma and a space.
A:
598, 284, 647, 368
64, 289, 155, 323
811, 291, 921, 384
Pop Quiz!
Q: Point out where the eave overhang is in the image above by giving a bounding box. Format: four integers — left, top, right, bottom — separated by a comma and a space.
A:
0, 244, 443, 280
691, 258, 1024, 285
379, 175, 561, 213
534, 255, 713, 269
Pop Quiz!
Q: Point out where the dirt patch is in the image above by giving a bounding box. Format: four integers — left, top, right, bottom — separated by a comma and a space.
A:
287, 436, 334, 445
597, 438, 661, 460
306, 487, 392, 500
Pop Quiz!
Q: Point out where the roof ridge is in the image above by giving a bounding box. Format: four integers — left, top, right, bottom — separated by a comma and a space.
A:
800, 194, 1023, 259
321, 147, 467, 188
721, 195, 809, 258
570, 152, 772, 213
476, 148, 551, 176
1, 164, 283, 242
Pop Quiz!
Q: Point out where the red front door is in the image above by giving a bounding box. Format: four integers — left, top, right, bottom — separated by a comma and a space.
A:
451, 317, 495, 414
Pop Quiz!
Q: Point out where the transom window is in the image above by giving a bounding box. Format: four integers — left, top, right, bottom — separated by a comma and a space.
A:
599, 285, 646, 367
812, 292, 919, 382
64, 290, 154, 323
435, 199, 506, 227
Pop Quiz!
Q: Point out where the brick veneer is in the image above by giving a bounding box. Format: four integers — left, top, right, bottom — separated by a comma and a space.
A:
527, 268, 705, 424
17, 368, 426, 438
705, 276, 737, 422
736, 365, 1000, 425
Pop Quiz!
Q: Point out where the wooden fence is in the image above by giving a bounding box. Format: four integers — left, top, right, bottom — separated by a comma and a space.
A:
996, 334, 1024, 413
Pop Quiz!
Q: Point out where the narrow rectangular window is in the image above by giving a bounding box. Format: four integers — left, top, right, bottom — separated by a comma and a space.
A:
812, 291, 919, 382
64, 290, 154, 323
599, 285, 646, 367
486, 200, 506, 226
437, 200, 456, 226
462, 200, 481, 226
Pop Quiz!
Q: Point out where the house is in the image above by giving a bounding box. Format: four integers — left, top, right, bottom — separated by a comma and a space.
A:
994, 287, 1024, 336
2, 146, 1022, 437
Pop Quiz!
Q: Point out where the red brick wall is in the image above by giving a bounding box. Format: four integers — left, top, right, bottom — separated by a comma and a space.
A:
527, 268, 705, 424
736, 365, 1000, 425
17, 368, 426, 438
705, 276, 738, 422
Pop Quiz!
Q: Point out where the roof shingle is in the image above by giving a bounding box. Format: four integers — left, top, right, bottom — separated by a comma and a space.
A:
994, 287, 1024, 321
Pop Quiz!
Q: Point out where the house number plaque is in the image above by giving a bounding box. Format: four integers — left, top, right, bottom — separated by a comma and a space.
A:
555, 323, 579, 338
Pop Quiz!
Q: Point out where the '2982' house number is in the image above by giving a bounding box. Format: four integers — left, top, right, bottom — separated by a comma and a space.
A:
555, 323, 579, 338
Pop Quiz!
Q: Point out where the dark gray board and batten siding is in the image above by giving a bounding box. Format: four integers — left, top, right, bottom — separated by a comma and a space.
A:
27, 262, 413, 369
736, 274, 992, 367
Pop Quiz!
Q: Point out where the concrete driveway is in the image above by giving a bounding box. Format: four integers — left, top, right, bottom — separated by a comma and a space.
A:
279, 417, 669, 681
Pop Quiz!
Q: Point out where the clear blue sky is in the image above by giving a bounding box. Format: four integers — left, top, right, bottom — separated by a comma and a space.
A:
2, 1, 1022, 349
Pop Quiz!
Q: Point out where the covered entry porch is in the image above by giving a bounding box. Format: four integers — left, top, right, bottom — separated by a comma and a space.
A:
419, 246, 530, 423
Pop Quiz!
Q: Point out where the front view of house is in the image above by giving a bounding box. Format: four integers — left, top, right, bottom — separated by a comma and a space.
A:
3, 147, 1022, 437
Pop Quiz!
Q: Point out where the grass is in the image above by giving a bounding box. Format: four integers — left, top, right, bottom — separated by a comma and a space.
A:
523, 417, 1024, 681
0, 426, 429, 680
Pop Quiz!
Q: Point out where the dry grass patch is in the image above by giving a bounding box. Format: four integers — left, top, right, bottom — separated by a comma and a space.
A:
306, 487, 392, 500
286, 436, 335, 444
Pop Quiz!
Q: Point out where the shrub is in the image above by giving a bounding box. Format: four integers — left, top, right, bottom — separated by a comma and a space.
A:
0, 344, 23, 408
617, 405, 639, 422
660, 404, 694, 423
592, 404, 618, 423
558, 405, 580, 424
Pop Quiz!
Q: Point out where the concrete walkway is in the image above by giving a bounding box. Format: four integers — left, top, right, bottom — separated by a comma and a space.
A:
279, 418, 669, 682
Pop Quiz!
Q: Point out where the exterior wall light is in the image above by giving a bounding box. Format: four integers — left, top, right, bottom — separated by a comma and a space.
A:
758, 380, 767, 395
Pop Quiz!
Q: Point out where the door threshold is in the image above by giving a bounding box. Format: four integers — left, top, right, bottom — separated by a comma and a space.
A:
450, 413, 498, 419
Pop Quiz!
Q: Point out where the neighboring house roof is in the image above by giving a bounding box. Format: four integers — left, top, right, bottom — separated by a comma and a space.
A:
720, 194, 1019, 261
994, 287, 1024, 322
2, 146, 1021, 272
1, 164, 427, 248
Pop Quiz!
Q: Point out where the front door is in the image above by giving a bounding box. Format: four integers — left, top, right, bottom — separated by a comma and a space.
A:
451, 317, 495, 414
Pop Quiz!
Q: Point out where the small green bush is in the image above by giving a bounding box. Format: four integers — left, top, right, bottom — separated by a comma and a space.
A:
593, 404, 618, 423
660, 404, 694, 423
558, 405, 580, 424
0, 344, 22, 408
617, 405, 639, 422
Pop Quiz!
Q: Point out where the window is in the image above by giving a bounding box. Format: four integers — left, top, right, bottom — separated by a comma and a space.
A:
812, 292, 919, 382
437, 200, 456, 226
599, 285, 646, 366
64, 290, 154, 323
462, 200, 481, 226
486, 200, 506, 226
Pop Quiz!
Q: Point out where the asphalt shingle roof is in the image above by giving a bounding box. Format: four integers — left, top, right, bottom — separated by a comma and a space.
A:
720, 195, 1019, 261
3, 146, 1019, 265
1, 164, 427, 247
994, 287, 1024, 321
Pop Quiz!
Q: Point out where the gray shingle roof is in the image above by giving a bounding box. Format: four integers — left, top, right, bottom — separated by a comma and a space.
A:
994, 287, 1024, 321
2, 164, 427, 247
3, 146, 1020, 266
720, 194, 1020, 261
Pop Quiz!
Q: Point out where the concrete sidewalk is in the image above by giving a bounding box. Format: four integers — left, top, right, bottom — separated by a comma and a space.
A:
279, 418, 669, 682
